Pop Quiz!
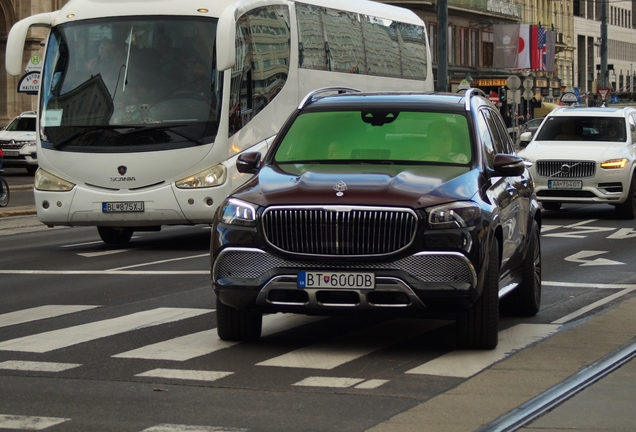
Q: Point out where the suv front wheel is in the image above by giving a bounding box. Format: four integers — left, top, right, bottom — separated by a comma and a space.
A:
456, 239, 499, 349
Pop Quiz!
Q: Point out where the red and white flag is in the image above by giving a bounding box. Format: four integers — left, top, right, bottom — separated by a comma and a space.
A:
517, 24, 530, 69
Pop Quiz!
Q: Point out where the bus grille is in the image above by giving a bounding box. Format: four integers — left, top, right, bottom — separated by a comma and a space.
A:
261, 207, 418, 256
536, 161, 596, 178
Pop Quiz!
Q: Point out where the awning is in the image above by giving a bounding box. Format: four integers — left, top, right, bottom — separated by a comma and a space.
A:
533, 102, 560, 118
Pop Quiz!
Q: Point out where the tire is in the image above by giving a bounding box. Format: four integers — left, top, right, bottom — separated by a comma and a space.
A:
0, 178, 9, 207
456, 239, 499, 350
97, 226, 134, 244
501, 221, 541, 317
542, 202, 561, 211
216, 297, 262, 342
615, 174, 636, 220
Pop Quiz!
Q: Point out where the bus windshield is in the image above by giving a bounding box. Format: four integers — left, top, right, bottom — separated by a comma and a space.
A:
39, 16, 221, 152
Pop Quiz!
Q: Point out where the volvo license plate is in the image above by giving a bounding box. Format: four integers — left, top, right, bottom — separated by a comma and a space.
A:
297, 271, 375, 289
548, 180, 582, 189
102, 201, 145, 212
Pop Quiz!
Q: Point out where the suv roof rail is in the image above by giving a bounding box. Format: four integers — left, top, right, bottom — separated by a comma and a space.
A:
298, 87, 361, 110
461, 88, 487, 111
19, 110, 36, 116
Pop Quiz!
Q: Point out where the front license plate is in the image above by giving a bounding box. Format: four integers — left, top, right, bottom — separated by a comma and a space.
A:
297, 271, 375, 289
102, 201, 145, 212
548, 180, 582, 189
3, 150, 19, 157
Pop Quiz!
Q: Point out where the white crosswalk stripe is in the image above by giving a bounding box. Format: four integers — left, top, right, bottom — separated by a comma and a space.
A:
0, 414, 70, 430
141, 424, 248, 431
0, 360, 81, 372
0, 308, 212, 353
0, 305, 99, 328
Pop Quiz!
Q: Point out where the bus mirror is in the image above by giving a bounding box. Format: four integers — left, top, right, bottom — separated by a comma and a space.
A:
216, 5, 237, 71
6, 12, 57, 76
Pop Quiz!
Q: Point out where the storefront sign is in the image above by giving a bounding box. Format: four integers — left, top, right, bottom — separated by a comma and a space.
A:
477, 79, 507, 86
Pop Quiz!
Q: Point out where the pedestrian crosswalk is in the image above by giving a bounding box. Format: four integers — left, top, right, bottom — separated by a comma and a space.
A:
0, 305, 561, 384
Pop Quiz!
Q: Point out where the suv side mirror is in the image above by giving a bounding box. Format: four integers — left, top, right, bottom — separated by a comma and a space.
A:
518, 131, 533, 148
492, 154, 525, 177
236, 152, 262, 174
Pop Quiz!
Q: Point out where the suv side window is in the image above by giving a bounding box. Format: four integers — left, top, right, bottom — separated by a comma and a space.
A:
477, 109, 496, 168
483, 109, 509, 154
630, 113, 636, 144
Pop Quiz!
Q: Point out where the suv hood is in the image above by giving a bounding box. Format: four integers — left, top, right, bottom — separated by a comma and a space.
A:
0, 130, 36, 142
520, 140, 630, 161
233, 164, 480, 209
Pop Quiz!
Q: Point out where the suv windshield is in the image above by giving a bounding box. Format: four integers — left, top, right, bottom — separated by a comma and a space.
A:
6, 116, 36, 132
275, 111, 471, 164
39, 16, 221, 152
535, 116, 626, 142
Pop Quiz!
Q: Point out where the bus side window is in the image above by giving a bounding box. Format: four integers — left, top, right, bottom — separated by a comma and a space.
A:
229, 5, 291, 138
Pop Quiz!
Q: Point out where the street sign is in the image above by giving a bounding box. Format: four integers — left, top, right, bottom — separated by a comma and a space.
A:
458, 79, 471, 90
489, 92, 499, 104
506, 75, 521, 90
523, 89, 534, 100
523, 79, 534, 90
597, 88, 611, 101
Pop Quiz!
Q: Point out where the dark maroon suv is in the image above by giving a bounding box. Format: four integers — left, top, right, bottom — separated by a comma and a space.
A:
211, 88, 542, 349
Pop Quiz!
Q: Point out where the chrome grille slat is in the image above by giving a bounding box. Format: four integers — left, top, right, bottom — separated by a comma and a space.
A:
262, 206, 418, 256
537, 160, 596, 178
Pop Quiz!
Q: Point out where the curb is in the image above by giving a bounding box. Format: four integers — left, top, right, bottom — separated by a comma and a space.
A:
0, 207, 37, 218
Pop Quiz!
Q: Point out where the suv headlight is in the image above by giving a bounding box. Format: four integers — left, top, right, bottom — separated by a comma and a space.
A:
175, 164, 227, 188
220, 198, 257, 227
600, 158, 627, 169
34, 169, 75, 192
427, 202, 481, 229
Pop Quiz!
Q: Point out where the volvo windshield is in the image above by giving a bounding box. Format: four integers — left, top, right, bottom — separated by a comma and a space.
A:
40, 16, 221, 152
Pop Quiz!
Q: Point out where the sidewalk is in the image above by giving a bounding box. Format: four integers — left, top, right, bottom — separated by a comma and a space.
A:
369, 294, 636, 431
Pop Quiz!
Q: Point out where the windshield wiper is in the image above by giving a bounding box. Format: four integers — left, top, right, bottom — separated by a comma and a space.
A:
118, 124, 203, 144
52, 125, 136, 149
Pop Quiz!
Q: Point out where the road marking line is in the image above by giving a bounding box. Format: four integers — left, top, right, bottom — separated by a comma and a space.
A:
0, 308, 212, 353
354, 379, 390, 389
0, 305, 99, 328
292, 376, 365, 388
135, 369, 233, 382
406, 324, 560, 378
0, 360, 81, 372
113, 314, 324, 361
78, 250, 129, 257
142, 424, 248, 431
543, 281, 636, 289
257, 319, 447, 370
107, 253, 208, 271
0, 414, 70, 430
552, 287, 636, 324
0, 270, 208, 275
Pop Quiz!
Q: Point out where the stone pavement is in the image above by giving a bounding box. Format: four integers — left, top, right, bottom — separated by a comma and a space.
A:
369, 295, 636, 431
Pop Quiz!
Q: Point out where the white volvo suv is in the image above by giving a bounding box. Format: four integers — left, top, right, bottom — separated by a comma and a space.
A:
518, 106, 636, 219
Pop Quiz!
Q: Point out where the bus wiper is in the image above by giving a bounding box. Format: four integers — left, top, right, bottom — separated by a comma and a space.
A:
53, 125, 136, 149
119, 124, 203, 144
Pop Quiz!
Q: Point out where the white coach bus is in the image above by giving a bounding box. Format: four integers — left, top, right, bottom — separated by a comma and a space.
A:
6, 0, 433, 244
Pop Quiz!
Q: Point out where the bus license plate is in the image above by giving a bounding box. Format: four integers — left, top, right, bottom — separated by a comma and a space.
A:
548, 180, 582, 190
102, 201, 145, 212
297, 271, 375, 289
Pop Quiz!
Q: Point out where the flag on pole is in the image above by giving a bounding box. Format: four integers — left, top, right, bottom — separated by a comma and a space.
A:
517, 24, 530, 69
531, 26, 547, 70
493, 24, 520, 68
544, 30, 556, 72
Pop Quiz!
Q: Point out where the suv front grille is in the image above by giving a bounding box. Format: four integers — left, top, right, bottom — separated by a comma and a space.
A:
262, 206, 418, 256
537, 160, 596, 178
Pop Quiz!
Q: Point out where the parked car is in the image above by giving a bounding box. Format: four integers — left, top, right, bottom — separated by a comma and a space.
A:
0, 111, 38, 174
519, 117, 545, 141
210, 88, 542, 350
518, 106, 636, 218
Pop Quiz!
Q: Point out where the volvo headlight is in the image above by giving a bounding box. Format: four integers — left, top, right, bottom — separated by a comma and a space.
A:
175, 164, 227, 188
220, 198, 257, 227
600, 158, 627, 169
427, 202, 481, 229
34, 169, 75, 191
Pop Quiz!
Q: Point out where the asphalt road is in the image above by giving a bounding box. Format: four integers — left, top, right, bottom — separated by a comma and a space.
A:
0, 197, 635, 431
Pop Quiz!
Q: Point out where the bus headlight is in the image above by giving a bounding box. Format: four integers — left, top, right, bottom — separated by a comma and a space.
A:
34, 169, 75, 191
220, 198, 257, 227
175, 164, 227, 189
